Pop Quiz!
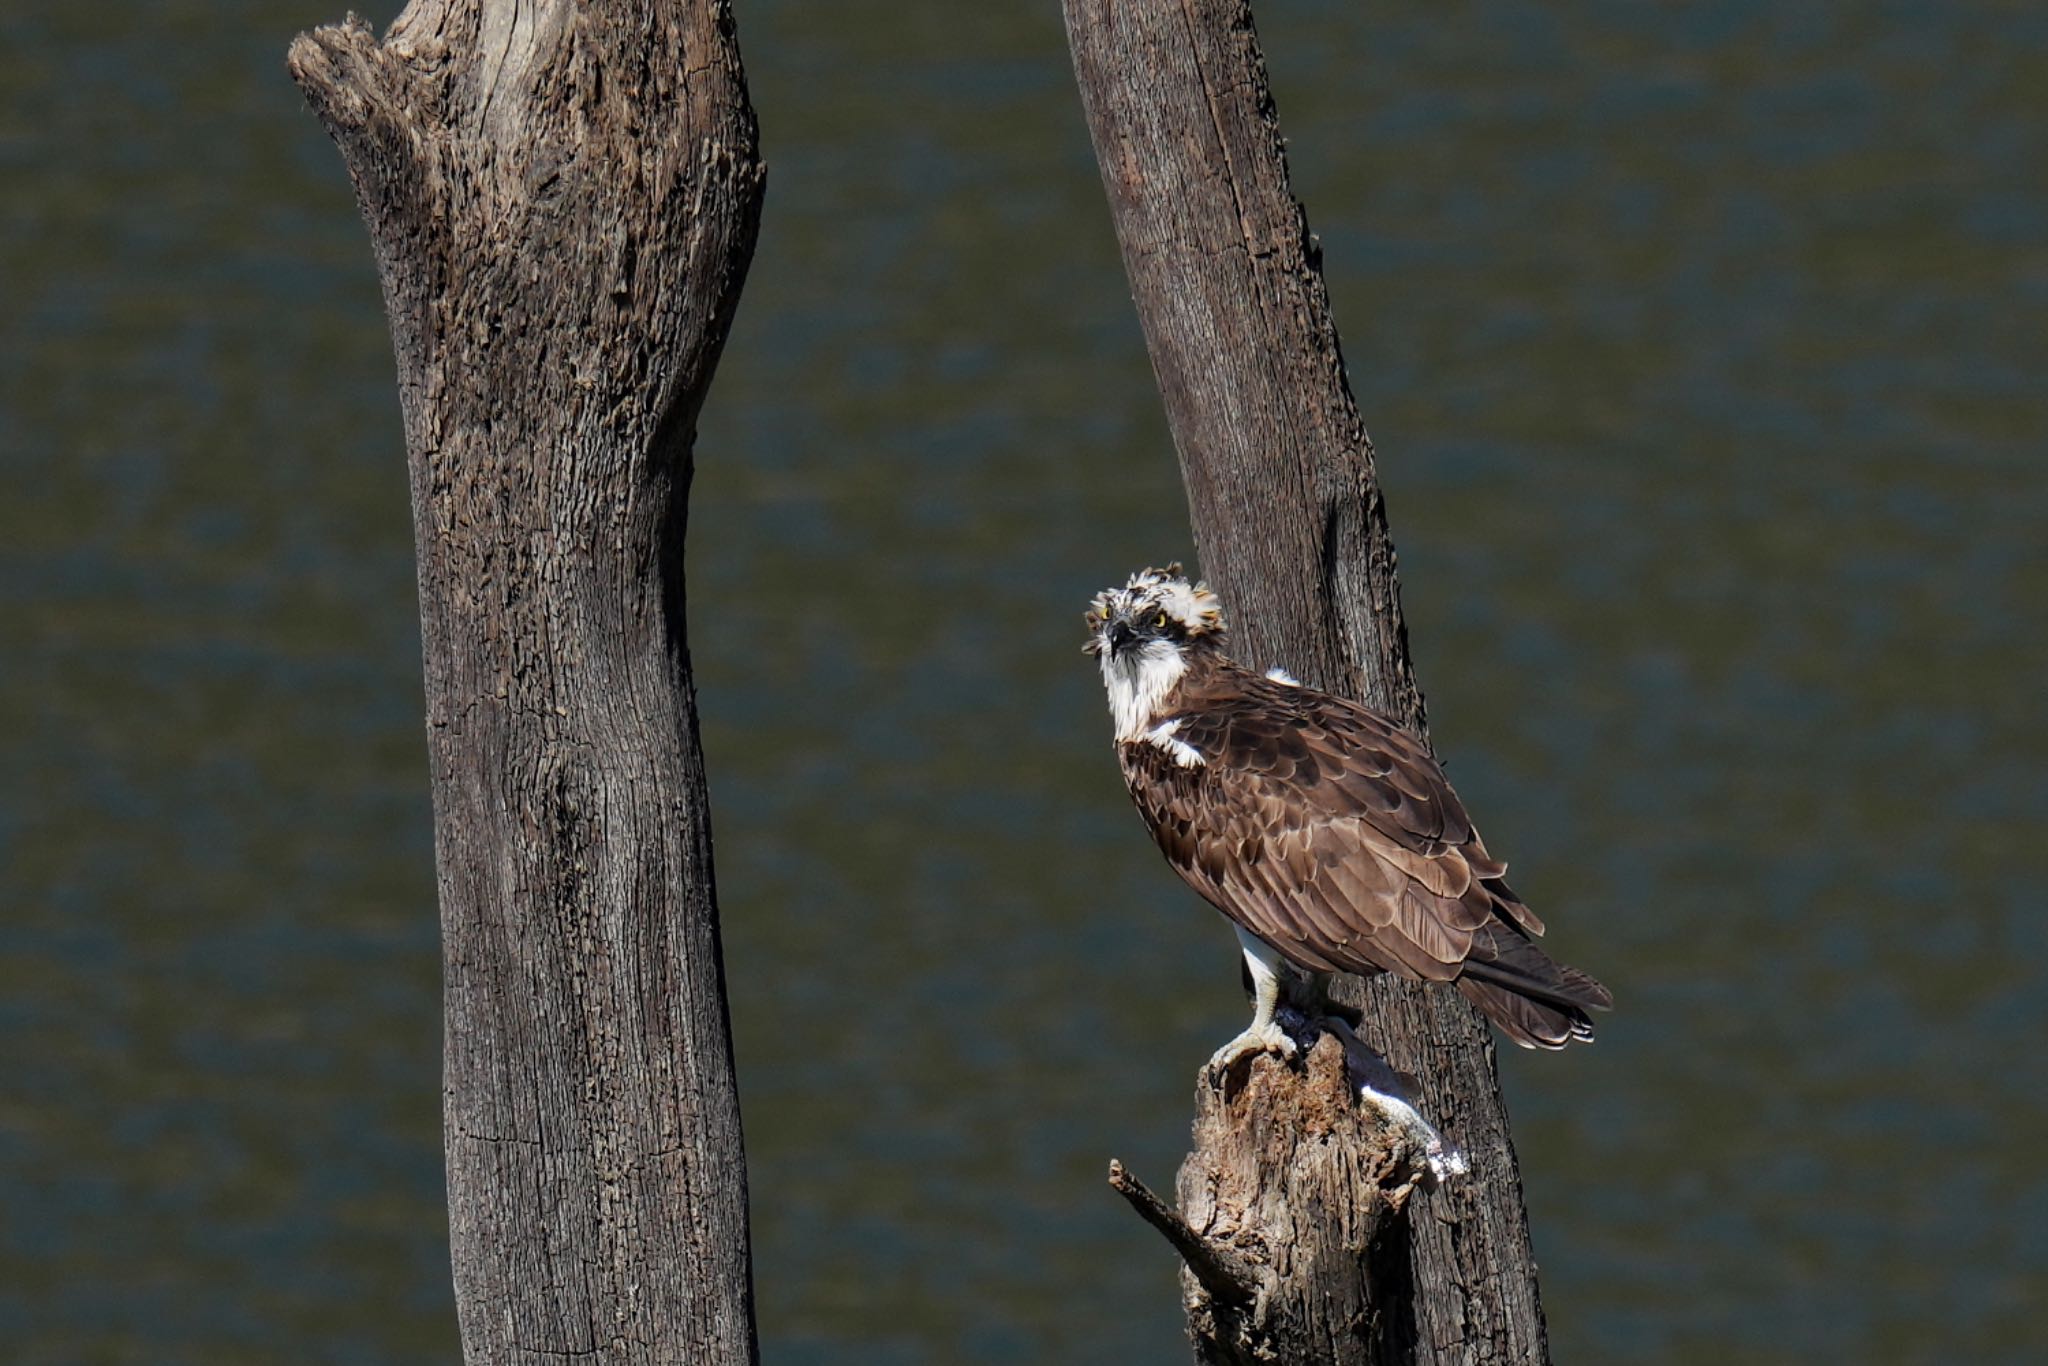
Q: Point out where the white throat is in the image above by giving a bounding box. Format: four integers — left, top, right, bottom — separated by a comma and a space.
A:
1100, 640, 1188, 742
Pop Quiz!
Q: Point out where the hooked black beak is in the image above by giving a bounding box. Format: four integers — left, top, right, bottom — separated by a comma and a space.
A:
1106, 619, 1138, 654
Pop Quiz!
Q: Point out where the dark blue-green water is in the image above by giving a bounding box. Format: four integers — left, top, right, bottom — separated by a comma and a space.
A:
3, 1, 2044, 1362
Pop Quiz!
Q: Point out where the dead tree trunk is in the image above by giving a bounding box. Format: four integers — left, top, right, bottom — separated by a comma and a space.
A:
1064, 2, 1550, 1362
288, 4, 764, 1361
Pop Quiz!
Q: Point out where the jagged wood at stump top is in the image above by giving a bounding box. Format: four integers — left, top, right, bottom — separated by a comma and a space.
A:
288, 3, 765, 1362
1112, 1033, 1435, 1366
1064, 0, 1551, 1362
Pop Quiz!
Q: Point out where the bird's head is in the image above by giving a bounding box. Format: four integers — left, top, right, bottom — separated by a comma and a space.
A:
1083, 564, 1226, 661
1086, 565, 1226, 741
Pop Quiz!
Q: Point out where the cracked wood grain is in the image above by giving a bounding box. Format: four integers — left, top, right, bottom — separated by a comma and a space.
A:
1063, 1, 1552, 1362
289, 3, 765, 1362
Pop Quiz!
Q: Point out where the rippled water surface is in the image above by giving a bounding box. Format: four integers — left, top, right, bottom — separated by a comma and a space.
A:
4, 1, 2044, 1361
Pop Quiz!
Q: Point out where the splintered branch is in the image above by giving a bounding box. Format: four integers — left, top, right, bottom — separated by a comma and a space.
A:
1104, 1038, 1439, 1365
1107, 1159, 1261, 1307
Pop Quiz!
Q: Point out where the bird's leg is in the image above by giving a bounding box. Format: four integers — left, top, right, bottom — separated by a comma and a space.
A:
1306, 975, 1363, 1030
1206, 928, 1301, 1075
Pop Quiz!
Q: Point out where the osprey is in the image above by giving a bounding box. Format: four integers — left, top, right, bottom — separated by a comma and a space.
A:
1087, 565, 1611, 1069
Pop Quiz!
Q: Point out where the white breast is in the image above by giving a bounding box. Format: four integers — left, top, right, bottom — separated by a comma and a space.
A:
1100, 640, 1188, 742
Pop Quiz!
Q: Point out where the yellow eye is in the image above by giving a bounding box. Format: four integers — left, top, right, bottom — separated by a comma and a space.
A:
1156, 612, 1169, 629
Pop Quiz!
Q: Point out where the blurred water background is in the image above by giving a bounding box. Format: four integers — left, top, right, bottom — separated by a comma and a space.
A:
3, 1, 2044, 1361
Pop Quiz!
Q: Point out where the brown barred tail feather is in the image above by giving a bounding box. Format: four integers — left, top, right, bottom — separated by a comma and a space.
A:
1455, 925, 1613, 1049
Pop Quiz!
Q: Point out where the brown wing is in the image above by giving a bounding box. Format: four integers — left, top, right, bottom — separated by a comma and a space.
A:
1121, 670, 1606, 1046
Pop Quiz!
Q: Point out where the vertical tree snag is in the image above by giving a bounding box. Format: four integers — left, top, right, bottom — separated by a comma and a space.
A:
1064, 3, 1551, 1363
287, 4, 764, 1361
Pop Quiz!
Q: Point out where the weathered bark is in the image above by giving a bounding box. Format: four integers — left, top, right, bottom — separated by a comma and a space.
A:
1065, 2, 1550, 1362
288, 4, 764, 1362
1112, 1036, 1430, 1365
